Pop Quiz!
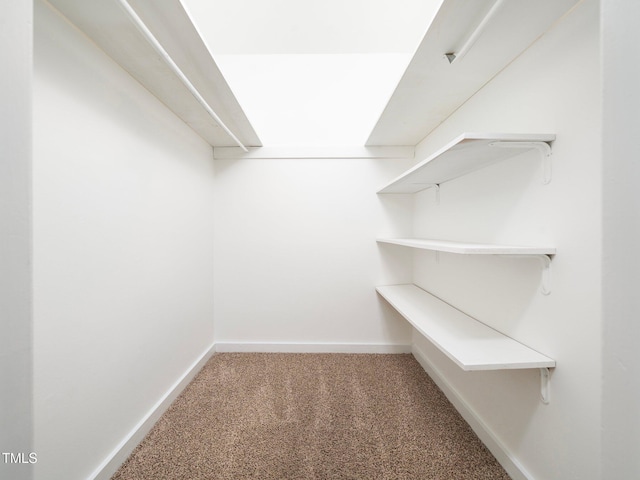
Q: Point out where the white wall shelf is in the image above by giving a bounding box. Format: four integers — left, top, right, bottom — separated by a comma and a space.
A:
376, 284, 555, 371
377, 238, 555, 256
377, 133, 555, 194
366, 0, 580, 146
377, 238, 555, 294
48, 0, 261, 149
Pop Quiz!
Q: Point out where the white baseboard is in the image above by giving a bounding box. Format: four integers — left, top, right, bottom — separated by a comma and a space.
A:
411, 343, 533, 480
89, 342, 216, 480
214, 342, 412, 354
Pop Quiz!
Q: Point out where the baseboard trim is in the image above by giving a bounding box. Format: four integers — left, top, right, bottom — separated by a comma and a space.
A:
411, 343, 533, 480
214, 342, 412, 354
89, 342, 216, 480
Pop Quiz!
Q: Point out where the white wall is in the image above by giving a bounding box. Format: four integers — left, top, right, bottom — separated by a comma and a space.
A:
33, 2, 216, 479
601, 0, 640, 478
0, 2, 33, 480
406, 1, 602, 478
213, 155, 414, 351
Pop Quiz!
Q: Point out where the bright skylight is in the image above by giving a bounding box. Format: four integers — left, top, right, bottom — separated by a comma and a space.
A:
212, 53, 413, 146
182, 0, 440, 146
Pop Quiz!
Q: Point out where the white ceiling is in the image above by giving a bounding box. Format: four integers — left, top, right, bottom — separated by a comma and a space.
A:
181, 0, 440, 55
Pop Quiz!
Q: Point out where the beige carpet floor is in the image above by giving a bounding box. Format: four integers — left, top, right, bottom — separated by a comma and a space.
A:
111, 353, 510, 479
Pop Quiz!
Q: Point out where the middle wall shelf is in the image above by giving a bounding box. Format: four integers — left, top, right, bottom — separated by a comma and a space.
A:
377, 238, 555, 295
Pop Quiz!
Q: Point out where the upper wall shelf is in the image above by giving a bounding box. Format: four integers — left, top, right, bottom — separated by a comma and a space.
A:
377, 133, 555, 194
366, 0, 579, 146
48, 0, 261, 148
377, 237, 555, 294
377, 238, 555, 256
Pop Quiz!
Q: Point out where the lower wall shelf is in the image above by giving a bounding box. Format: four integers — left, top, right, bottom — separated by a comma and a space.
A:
376, 284, 555, 371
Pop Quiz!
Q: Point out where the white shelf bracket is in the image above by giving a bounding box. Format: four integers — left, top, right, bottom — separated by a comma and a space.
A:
409, 183, 441, 203
488, 141, 553, 184
424, 183, 441, 204
540, 367, 551, 404
537, 254, 553, 296
510, 254, 553, 295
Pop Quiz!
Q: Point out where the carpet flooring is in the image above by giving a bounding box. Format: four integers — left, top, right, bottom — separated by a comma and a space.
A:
111, 353, 510, 479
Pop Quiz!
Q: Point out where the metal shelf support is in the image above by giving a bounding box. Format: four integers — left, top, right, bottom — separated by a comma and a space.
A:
509, 254, 553, 295
489, 141, 553, 184
409, 183, 441, 204
540, 367, 551, 404
538, 254, 553, 295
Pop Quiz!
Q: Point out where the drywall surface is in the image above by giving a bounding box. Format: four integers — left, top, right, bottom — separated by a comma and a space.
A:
213, 156, 414, 349
409, 1, 602, 479
0, 2, 33, 480
601, 0, 640, 478
32, 2, 215, 479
